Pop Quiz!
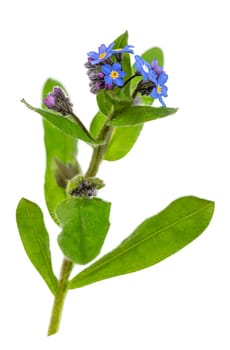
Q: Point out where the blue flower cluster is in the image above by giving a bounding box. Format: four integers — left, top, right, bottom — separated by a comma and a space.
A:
134, 56, 168, 107
85, 41, 168, 107
86, 42, 133, 93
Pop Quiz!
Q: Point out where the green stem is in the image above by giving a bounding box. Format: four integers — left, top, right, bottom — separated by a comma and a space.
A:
47, 115, 114, 336
47, 259, 74, 336
85, 119, 114, 177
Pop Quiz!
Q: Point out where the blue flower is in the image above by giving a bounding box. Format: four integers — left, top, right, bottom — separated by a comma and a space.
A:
134, 55, 157, 82
112, 45, 134, 54
150, 72, 168, 107
87, 42, 114, 65
101, 63, 126, 87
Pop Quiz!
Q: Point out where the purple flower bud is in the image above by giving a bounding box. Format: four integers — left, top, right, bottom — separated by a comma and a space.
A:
44, 94, 55, 108
97, 72, 104, 79
53, 87, 62, 94
43, 87, 73, 115
151, 59, 163, 75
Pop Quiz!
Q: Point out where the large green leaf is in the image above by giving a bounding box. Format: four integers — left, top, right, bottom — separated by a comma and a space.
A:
90, 111, 143, 161
41, 79, 79, 224
69, 196, 214, 289
109, 106, 178, 126
57, 197, 111, 264
22, 99, 97, 144
16, 198, 58, 295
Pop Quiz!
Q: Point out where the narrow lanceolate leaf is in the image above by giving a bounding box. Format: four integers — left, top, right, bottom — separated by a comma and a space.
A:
109, 106, 178, 126
57, 197, 111, 265
90, 111, 143, 161
16, 198, 58, 295
21, 99, 97, 144
69, 196, 214, 289
41, 79, 79, 224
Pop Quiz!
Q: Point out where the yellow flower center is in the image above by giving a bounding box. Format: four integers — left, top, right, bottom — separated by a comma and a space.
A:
99, 52, 106, 60
110, 71, 119, 79
157, 85, 161, 94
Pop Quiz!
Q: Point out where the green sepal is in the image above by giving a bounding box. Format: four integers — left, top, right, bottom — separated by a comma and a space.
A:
66, 175, 105, 195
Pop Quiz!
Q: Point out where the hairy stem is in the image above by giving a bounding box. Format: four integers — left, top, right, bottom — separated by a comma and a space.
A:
47, 259, 74, 336
85, 118, 114, 177
47, 115, 114, 336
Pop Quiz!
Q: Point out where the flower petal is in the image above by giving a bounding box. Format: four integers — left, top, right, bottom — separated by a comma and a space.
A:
104, 75, 113, 85
158, 72, 168, 85
150, 87, 158, 99
119, 71, 126, 78
161, 85, 168, 97
87, 51, 98, 59
107, 42, 115, 51
113, 62, 121, 71
148, 71, 157, 84
98, 44, 107, 54
102, 64, 112, 75
114, 78, 124, 87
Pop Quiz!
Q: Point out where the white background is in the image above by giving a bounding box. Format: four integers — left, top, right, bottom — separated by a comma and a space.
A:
1, 0, 229, 348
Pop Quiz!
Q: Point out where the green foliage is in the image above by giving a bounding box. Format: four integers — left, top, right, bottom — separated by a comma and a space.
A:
16, 198, 58, 295
69, 196, 214, 289
105, 124, 143, 161
90, 111, 143, 161
110, 106, 178, 126
57, 197, 111, 264
41, 79, 79, 224
141, 47, 164, 66
96, 90, 113, 116
22, 98, 97, 144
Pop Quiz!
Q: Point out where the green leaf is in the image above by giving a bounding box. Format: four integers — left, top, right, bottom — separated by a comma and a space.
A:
90, 111, 143, 161
141, 47, 164, 66
96, 90, 113, 116
16, 198, 58, 295
109, 106, 178, 126
21, 99, 97, 144
41, 79, 79, 224
69, 196, 214, 289
57, 197, 111, 264
104, 124, 143, 161
113, 31, 132, 97
90, 111, 107, 139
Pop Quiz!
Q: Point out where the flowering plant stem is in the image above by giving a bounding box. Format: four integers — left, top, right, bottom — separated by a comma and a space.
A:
16, 31, 215, 338
47, 258, 74, 336
47, 117, 114, 336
